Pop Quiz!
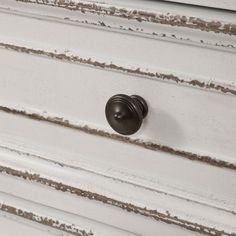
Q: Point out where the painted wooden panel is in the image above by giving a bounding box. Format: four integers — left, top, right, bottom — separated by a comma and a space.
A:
0, 48, 236, 166
0, 110, 235, 220
0, 147, 234, 235
0, 0, 235, 235
0, 213, 72, 236
0, 1, 235, 168
0, 191, 139, 236
160, 0, 236, 11
0, 1, 235, 83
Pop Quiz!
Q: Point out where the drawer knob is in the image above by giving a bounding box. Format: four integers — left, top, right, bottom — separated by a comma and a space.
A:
105, 94, 148, 135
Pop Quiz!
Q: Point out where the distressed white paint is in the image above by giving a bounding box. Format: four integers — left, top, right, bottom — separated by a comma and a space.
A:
16, 0, 236, 21
160, 0, 236, 11
0, 212, 72, 236
0, 111, 236, 216
0, 147, 235, 235
0, 4, 235, 85
90, 0, 236, 11
0, 0, 235, 50
0, 48, 236, 164
0, 192, 139, 236
0, 0, 235, 235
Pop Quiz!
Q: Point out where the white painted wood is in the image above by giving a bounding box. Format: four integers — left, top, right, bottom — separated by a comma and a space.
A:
0, 111, 235, 218
0, 192, 139, 236
0, 213, 71, 236
0, 0, 235, 235
15, 0, 236, 19
0, 182, 202, 236
159, 0, 236, 11
1, 0, 235, 48
89, 0, 236, 11
0, 1, 235, 167
0, 48, 236, 164
0, 2, 235, 85
0, 147, 234, 235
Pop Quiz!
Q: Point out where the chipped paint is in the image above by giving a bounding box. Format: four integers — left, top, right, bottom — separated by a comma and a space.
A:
0, 165, 234, 236
58, 18, 235, 49
1, 105, 235, 171
1, 3, 234, 49
0, 42, 235, 96
0, 203, 94, 236
16, 0, 236, 35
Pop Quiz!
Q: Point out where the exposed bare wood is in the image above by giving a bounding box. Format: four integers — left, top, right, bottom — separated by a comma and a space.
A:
1, 0, 235, 49
0, 1, 235, 235
0, 204, 93, 236
0, 165, 235, 236
0, 42, 235, 96
160, 0, 236, 11
16, 0, 236, 35
0, 105, 235, 170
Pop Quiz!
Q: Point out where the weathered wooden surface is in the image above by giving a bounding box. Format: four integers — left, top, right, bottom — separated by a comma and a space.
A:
0, 212, 73, 236
0, 47, 236, 166
160, 0, 236, 11
0, 147, 235, 235
0, 0, 235, 235
0, 191, 138, 236
12, 0, 236, 35
0, 114, 236, 234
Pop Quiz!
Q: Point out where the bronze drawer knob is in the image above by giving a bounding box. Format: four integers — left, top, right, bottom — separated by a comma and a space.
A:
105, 94, 148, 135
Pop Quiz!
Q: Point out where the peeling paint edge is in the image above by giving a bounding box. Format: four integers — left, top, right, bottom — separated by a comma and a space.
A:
1, 105, 236, 171
0, 203, 94, 236
2, 144, 236, 217
16, 0, 236, 35
1, 5, 235, 50
1, 42, 236, 97
0, 165, 234, 236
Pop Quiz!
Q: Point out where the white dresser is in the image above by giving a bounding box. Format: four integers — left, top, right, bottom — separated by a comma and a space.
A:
0, 0, 236, 235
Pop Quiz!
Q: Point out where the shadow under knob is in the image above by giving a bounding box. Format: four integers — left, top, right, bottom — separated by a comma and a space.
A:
105, 94, 148, 135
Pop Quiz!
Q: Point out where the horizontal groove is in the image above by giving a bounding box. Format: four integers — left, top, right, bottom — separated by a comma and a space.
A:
16, 0, 236, 35
0, 5, 235, 49
0, 203, 93, 236
0, 165, 234, 236
1, 42, 236, 96
0, 105, 235, 171
4, 144, 235, 217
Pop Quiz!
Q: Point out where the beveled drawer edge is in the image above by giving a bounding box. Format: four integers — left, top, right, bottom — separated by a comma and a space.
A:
1, 42, 236, 97
0, 203, 92, 236
0, 147, 235, 236
1, 104, 235, 171
0, 192, 137, 236
16, 0, 236, 36
1, 0, 236, 50
0, 171, 221, 236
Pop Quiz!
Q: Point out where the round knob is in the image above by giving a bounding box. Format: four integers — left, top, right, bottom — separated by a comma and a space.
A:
105, 94, 148, 135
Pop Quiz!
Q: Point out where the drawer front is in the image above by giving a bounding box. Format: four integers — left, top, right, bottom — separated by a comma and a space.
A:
1, 48, 236, 163
0, 0, 236, 235
0, 0, 236, 164
0, 146, 235, 236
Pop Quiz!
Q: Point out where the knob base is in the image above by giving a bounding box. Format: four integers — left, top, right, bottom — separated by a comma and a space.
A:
131, 95, 148, 119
